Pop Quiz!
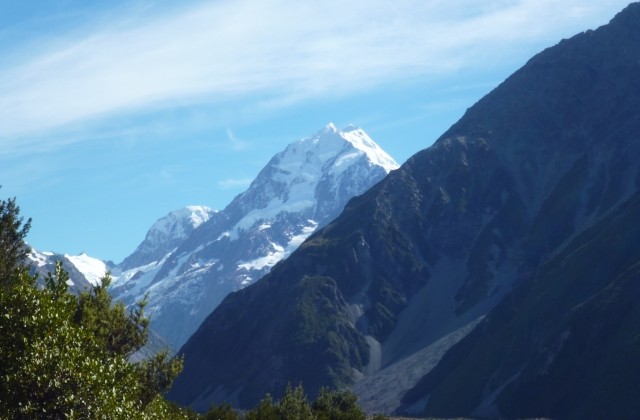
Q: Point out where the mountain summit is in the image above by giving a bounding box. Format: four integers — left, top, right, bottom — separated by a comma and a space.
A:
109, 124, 398, 349
169, 4, 640, 418
119, 206, 215, 270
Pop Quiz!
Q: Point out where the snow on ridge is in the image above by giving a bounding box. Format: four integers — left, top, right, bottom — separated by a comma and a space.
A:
229, 197, 315, 240
65, 253, 109, 286
237, 242, 285, 271
299, 122, 399, 174
147, 205, 214, 239
278, 125, 347, 170
183, 205, 216, 227
29, 249, 51, 267
236, 220, 318, 271
228, 123, 396, 239
340, 126, 399, 173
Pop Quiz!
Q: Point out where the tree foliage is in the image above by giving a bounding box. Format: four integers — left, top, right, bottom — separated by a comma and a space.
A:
243, 394, 279, 420
203, 402, 240, 420
0, 262, 188, 418
213, 384, 373, 420
0, 193, 31, 288
1, 264, 136, 417
0, 195, 187, 418
74, 273, 150, 359
277, 383, 315, 420
312, 387, 366, 420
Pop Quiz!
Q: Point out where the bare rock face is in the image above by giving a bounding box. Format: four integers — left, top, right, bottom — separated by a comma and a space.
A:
168, 4, 640, 419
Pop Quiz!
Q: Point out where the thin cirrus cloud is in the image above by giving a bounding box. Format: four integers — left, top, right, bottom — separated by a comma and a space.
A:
225, 128, 249, 151
0, 0, 627, 148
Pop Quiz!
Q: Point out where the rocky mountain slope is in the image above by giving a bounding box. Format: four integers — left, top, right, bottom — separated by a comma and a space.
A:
109, 124, 398, 349
168, 4, 640, 417
399, 191, 640, 419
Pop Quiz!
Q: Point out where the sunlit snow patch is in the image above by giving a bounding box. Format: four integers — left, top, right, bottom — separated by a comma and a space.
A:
65, 253, 109, 286
236, 220, 318, 272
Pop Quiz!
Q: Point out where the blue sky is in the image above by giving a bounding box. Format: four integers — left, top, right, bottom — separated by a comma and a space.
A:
0, 0, 631, 262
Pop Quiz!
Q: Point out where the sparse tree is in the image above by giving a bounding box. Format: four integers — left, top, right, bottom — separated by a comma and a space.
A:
244, 394, 280, 420
278, 383, 315, 420
0, 192, 31, 288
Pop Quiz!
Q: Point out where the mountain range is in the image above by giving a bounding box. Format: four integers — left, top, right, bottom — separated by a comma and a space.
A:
167, 3, 640, 419
31, 124, 398, 351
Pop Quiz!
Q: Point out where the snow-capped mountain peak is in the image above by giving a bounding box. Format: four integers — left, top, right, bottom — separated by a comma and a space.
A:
110, 124, 398, 349
227, 124, 399, 239
65, 252, 109, 286
147, 205, 214, 239
27, 247, 112, 292
340, 125, 399, 173
119, 205, 215, 270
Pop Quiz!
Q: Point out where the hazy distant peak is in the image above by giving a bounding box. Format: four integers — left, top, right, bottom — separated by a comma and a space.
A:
319, 122, 338, 134
118, 205, 215, 269
149, 205, 215, 235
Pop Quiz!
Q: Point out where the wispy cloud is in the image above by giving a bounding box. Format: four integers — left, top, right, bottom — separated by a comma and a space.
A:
217, 177, 253, 189
225, 128, 249, 151
0, 0, 628, 149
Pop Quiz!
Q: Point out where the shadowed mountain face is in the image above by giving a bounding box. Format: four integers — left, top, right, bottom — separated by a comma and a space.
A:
400, 191, 640, 420
169, 3, 640, 417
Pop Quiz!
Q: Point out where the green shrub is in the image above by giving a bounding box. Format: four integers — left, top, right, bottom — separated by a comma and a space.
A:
0, 195, 187, 418
204, 402, 240, 420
